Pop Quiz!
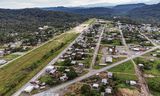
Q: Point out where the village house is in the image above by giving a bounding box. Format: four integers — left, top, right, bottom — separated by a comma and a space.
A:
105, 87, 112, 94
93, 83, 99, 89
24, 85, 35, 93
107, 72, 113, 79
0, 59, 7, 65
45, 66, 55, 73
101, 78, 108, 85
0, 50, 4, 57
60, 73, 68, 81
105, 56, 113, 63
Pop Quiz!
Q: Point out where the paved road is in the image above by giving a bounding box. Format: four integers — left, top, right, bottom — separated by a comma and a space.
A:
90, 26, 105, 69
34, 45, 159, 96
12, 25, 90, 96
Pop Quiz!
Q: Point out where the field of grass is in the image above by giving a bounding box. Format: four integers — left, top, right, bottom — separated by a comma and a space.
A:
108, 61, 135, 74
146, 77, 160, 96
113, 73, 138, 89
0, 32, 79, 96
2, 54, 20, 61
134, 57, 160, 76
84, 18, 96, 25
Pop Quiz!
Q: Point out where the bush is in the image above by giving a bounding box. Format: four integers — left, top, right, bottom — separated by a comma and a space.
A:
157, 64, 160, 71
80, 84, 91, 95
66, 68, 78, 80
39, 75, 60, 86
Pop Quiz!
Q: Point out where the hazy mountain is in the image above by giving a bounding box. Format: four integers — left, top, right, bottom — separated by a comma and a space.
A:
78, 3, 115, 8
127, 3, 160, 23
113, 3, 146, 14
43, 7, 113, 16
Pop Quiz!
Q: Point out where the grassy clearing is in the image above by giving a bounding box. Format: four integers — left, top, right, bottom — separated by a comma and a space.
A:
134, 57, 160, 76
113, 73, 138, 89
146, 77, 160, 96
108, 61, 135, 74
84, 18, 96, 25
0, 32, 79, 96
2, 54, 20, 61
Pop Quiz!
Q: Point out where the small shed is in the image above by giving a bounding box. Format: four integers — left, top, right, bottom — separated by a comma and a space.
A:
107, 72, 113, 78
93, 83, 99, 88
45, 66, 55, 73
101, 79, 108, 85
24, 85, 34, 93
130, 80, 137, 86
105, 88, 112, 94
0, 59, 7, 65
106, 56, 113, 63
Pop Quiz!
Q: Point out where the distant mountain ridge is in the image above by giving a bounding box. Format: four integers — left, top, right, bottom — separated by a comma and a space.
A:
127, 3, 160, 23
113, 3, 146, 14
42, 3, 147, 15
43, 7, 113, 16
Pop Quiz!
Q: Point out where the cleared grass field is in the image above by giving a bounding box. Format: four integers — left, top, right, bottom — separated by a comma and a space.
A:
108, 61, 135, 74
84, 18, 96, 25
0, 31, 79, 96
134, 57, 160, 76
146, 77, 160, 96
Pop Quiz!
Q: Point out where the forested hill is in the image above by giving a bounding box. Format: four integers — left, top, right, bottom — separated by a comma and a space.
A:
0, 8, 87, 34
127, 3, 160, 24
113, 3, 146, 14
43, 7, 113, 16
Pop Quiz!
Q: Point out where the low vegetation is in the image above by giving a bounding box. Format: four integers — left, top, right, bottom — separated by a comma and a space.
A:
0, 32, 78, 96
108, 61, 135, 74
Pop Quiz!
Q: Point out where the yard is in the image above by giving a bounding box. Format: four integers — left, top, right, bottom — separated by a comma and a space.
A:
0, 31, 79, 96
146, 77, 160, 96
134, 57, 160, 76
108, 61, 135, 74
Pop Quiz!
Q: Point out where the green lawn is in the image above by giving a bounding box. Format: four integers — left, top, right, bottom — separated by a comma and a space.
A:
2, 54, 20, 61
108, 61, 135, 74
84, 18, 96, 25
113, 73, 138, 89
134, 57, 160, 76
0, 32, 79, 96
146, 77, 160, 96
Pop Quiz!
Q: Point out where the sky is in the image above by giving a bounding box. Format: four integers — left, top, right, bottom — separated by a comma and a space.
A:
0, 0, 159, 9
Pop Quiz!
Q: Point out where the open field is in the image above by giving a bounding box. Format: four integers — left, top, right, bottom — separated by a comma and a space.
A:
134, 57, 160, 76
2, 54, 20, 61
0, 31, 79, 96
146, 77, 160, 96
84, 18, 96, 25
108, 61, 135, 74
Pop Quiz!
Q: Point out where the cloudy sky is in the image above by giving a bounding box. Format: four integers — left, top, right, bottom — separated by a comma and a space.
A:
0, 0, 159, 9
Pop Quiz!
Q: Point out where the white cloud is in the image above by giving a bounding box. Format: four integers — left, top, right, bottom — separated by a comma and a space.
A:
0, 0, 159, 9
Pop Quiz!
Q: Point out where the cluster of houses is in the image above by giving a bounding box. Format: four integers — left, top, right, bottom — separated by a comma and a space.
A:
58, 23, 102, 69
22, 21, 104, 94
129, 45, 150, 52
102, 29, 122, 45
84, 72, 114, 95
81, 72, 137, 96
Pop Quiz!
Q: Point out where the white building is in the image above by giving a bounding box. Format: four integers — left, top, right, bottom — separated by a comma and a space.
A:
105, 88, 112, 94
24, 85, 34, 93
93, 83, 99, 88
0, 59, 7, 65
108, 72, 113, 79
106, 56, 113, 63
101, 79, 108, 85
45, 66, 55, 73
130, 80, 137, 86
60, 74, 68, 81
0, 50, 4, 57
